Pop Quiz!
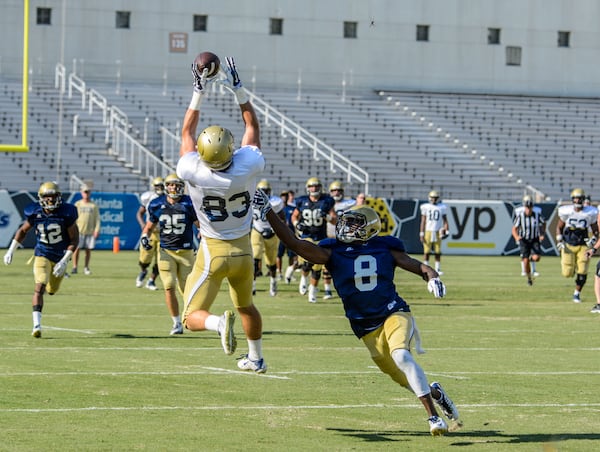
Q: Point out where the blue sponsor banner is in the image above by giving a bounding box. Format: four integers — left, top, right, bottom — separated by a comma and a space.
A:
67, 192, 141, 250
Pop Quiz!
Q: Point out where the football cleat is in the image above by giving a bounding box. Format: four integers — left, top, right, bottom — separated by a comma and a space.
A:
285, 266, 295, 284
590, 304, 600, 314
323, 290, 333, 300
527, 278, 533, 286
428, 416, 448, 436
269, 280, 277, 297
170, 324, 184, 335
219, 311, 237, 355
71, 267, 78, 275
136, 270, 147, 288
573, 293, 581, 303
84, 267, 91, 275
237, 354, 267, 373
533, 271, 540, 277
430, 382, 459, 421
145, 280, 158, 291
32, 325, 42, 338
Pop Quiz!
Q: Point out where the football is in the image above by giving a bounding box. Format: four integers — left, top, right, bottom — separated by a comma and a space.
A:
193, 51, 220, 78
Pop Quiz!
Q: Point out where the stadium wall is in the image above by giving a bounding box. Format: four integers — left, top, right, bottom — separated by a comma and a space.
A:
0, 189, 560, 256
2, 0, 600, 96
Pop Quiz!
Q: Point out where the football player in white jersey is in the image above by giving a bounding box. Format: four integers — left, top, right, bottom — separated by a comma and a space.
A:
419, 190, 449, 275
176, 56, 267, 373
251, 179, 285, 296
135, 177, 164, 290
324, 180, 355, 298
585, 206, 600, 313
556, 188, 599, 303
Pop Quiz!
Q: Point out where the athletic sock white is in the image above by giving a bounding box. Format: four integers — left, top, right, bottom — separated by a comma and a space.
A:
205, 314, 222, 333
247, 338, 262, 361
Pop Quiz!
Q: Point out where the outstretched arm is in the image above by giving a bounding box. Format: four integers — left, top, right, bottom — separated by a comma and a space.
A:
254, 190, 330, 264
180, 63, 210, 157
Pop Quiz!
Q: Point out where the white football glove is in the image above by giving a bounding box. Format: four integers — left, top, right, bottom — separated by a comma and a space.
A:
191, 64, 209, 93
219, 56, 249, 104
252, 189, 272, 221
427, 277, 446, 298
3, 239, 20, 265
556, 241, 565, 252
52, 250, 73, 278
585, 236, 598, 248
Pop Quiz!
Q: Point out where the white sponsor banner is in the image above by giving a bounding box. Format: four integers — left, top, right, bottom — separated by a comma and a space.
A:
442, 200, 513, 255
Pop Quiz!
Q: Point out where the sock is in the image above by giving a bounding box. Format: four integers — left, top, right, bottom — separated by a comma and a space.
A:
33, 311, 42, 327
285, 266, 295, 280
204, 314, 222, 333
247, 338, 263, 361
574, 290, 580, 296
391, 349, 430, 397
171, 316, 181, 326
521, 261, 526, 273
531, 262, 537, 272
435, 262, 441, 272
324, 283, 332, 292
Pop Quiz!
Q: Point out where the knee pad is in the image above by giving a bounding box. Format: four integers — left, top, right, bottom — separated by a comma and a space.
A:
311, 269, 321, 280
576, 273, 587, 288
301, 262, 313, 273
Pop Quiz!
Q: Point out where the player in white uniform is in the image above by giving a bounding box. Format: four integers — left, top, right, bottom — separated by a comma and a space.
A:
176, 55, 267, 373
251, 179, 285, 296
324, 180, 355, 299
135, 177, 164, 290
419, 190, 449, 275
556, 188, 599, 303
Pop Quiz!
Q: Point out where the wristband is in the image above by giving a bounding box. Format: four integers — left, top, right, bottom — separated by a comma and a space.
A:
235, 88, 249, 105
419, 232, 425, 237
556, 234, 563, 242
62, 249, 74, 262
8, 239, 20, 253
188, 91, 203, 110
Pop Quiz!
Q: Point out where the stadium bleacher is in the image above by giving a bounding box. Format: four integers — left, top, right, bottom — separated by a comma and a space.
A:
2, 74, 598, 200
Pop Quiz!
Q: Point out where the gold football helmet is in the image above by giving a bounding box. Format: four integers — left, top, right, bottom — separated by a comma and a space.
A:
164, 173, 185, 199
571, 188, 585, 208
38, 181, 62, 211
335, 206, 381, 243
152, 176, 165, 195
428, 190, 440, 204
306, 177, 322, 196
197, 125, 235, 171
257, 179, 272, 196
329, 180, 344, 201
522, 195, 533, 207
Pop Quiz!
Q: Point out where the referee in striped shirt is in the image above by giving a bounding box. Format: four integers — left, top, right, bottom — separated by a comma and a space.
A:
512, 195, 546, 286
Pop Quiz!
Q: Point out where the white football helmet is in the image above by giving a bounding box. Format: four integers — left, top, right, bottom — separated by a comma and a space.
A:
38, 181, 62, 211
329, 180, 344, 202
335, 206, 381, 243
522, 195, 533, 207
197, 125, 235, 171
164, 173, 185, 199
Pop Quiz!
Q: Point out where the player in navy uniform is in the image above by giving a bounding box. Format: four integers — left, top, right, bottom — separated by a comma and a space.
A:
254, 189, 460, 436
277, 189, 298, 284
291, 177, 336, 303
3, 182, 79, 338
141, 173, 199, 336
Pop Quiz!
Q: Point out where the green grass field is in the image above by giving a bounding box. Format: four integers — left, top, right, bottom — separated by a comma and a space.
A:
1, 251, 599, 451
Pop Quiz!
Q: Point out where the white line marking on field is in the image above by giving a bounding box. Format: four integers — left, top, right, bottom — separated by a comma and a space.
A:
200, 366, 290, 380
44, 326, 96, 334
2, 402, 600, 414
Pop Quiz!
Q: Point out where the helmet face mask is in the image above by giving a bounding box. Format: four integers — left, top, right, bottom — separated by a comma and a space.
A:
329, 180, 344, 202
197, 125, 235, 171
164, 173, 184, 199
38, 182, 62, 211
306, 177, 322, 196
335, 206, 381, 243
